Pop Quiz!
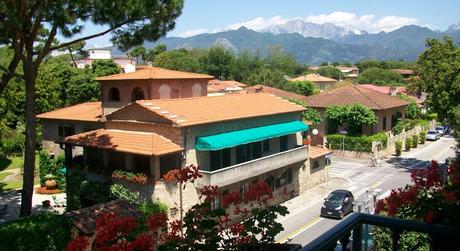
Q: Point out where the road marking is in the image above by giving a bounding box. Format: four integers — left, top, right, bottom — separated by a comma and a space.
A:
432, 144, 455, 161
276, 216, 322, 243
370, 181, 381, 189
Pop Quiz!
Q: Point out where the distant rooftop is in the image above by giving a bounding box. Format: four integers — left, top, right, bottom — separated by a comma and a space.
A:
208, 79, 247, 92
303, 85, 409, 110
290, 73, 337, 82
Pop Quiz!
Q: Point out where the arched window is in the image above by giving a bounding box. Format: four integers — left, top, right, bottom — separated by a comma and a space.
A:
192, 83, 202, 97
131, 87, 145, 102
159, 84, 171, 99
108, 87, 120, 101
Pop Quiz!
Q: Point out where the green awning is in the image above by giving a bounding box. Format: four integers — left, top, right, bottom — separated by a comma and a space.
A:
196, 121, 309, 151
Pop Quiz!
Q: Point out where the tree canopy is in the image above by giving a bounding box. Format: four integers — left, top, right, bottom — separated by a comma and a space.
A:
0, 0, 184, 216
317, 66, 343, 80
285, 81, 315, 96
325, 104, 378, 135
417, 37, 460, 127
357, 67, 404, 85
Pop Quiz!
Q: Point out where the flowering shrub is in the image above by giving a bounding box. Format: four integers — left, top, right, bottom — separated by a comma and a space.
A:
67, 164, 290, 250
159, 180, 289, 250
163, 169, 180, 182
373, 160, 460, 250
66, 212, 168, 251
112, 170, 149, 184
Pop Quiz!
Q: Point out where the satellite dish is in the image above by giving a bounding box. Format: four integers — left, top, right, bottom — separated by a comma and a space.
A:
124, 63, 136, 73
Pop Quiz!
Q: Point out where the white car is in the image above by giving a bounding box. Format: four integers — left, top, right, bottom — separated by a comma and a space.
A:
435, 126, 445, 136
425, 130, 441, 141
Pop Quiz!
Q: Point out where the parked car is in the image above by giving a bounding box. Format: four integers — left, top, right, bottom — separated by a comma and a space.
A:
320, 190, 354, 219
426, 130, 441, 141
435, 126, 445, 136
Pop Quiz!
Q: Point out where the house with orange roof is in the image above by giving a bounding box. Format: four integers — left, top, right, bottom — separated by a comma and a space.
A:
303, 85, 409, 140
290, 73, 337, 90
207, 79, 247, 95
37, 67, 330, 218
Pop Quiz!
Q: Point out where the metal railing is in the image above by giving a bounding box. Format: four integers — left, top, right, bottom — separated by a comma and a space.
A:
301, 213, 460, 251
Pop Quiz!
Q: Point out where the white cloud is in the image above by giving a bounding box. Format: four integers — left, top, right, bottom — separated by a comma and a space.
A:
220, 16, 291, 31
177, 11, 421, 37
369, 16, 419, 32
178, 28, 209, 38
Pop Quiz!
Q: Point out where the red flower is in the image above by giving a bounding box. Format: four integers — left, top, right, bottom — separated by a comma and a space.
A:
66, 236, 89, 251
222, 191, 241, 208
128, 234, 154, 250
174, 165, 202, 183
218, 214, 231, 226
229, 222, 245, 235
199, 185, 220, 203
244, 181, 273, 203
146, 212, 168, 231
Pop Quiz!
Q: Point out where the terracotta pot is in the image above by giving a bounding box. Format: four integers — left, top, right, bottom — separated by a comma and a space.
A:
45, 179, 57, 190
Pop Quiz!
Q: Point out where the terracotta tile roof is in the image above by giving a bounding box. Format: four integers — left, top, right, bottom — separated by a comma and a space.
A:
36, 102, 102, 122
303, 85, 409, 110
309, 146, 333, 159
290, 74, 337, 83
359, 84, 407, 95
66, 200, 143, 235
63, 129, 183, 156
116, 93, 305, 127
208, 79, 247, 92
96, 66, 214, 81
246, 85, 307, 101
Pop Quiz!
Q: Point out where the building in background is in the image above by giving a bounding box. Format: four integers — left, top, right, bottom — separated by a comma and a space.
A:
290, 73, 338, 90
75, 48, 137, 70
207, 79, 247, 96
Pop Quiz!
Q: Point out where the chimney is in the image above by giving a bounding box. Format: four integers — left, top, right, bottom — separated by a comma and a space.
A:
390, 86, 397, 96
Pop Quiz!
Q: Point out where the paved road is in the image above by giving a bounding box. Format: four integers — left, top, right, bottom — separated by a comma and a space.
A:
276, 135, 457, 246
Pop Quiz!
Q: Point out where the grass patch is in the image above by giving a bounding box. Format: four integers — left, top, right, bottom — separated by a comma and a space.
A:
0, 157, 20, 171
0, 171, 13, 181
0, 154, 39, 172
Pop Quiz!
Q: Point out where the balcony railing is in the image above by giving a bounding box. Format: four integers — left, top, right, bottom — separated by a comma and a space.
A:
301, 213, 460, 251
197, 145, 308, 187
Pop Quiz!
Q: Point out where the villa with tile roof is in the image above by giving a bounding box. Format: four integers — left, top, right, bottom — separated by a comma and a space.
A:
303, 84, 409, 140
37, 67, 330, 218
290, 73, 338, 90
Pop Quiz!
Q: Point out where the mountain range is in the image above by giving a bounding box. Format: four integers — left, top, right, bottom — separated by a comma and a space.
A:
112, 20, 460, 65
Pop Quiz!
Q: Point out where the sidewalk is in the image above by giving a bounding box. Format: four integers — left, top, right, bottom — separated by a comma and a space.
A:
281, 176, 350, 216
0, 187, 66, 223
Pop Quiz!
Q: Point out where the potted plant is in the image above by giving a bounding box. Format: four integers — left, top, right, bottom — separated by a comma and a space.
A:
303, 135, 312, 145
42, 200, 51, 208
44, 174, 57, 190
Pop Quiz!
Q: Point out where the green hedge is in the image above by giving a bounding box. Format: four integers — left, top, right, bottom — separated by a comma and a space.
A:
0, 213, 71, 251
327, 133, 388, 152
395, 141, 403, 156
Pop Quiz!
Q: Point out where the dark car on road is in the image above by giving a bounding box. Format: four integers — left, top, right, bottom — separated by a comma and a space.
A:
320, 190, 354, 219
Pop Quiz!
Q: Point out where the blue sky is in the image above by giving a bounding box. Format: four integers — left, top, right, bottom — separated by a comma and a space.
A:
80, 0, 460, 47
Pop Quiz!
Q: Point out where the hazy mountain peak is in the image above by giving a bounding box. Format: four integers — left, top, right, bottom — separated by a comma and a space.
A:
260, 19, 363, 39
447, 22, 460, 32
